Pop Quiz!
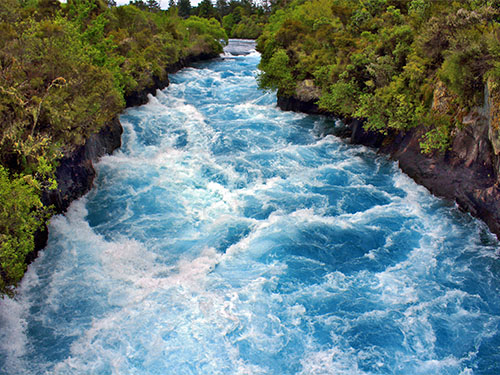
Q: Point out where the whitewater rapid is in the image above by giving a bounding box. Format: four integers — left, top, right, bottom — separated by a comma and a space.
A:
0, 40, 499, 375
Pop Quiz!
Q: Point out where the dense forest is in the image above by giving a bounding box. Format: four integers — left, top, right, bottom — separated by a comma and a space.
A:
0, 0, 229, 295
257, 0, 500, 153
166, 0, 280, 39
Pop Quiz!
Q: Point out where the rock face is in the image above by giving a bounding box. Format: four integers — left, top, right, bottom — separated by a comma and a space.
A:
41, 116, 123, 214
379, 119, 500, 236
124, 75, 171, 108
277, 80, 324, 115
45, 52, 221, 215
277, 93, 500, 238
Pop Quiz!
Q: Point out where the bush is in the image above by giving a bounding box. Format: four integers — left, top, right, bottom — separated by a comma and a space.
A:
318, 80, 360, 117
0, 166, 50, 295
257, 49, 295, 96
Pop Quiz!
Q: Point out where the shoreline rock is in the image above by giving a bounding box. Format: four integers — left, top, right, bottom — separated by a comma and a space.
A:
277, 94, 500, 239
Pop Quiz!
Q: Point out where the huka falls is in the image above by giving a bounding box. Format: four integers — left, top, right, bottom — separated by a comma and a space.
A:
1, 38, 500, 375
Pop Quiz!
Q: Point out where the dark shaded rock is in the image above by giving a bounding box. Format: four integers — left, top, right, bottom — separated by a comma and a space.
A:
277, 95, 385, 148
380, 121, 500, 236
31, 51, 221, 260
125, 75, 170, 108
167, 52, 221, 73
48, 52, 220, 214
29, 117, 122, 265
346, 118, 385, 148
42, 116, 123, 213
277, 95, 323, 115
31, 226, 49, 259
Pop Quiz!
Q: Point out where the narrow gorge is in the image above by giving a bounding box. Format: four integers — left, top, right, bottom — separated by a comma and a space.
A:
0, 40, 499, 375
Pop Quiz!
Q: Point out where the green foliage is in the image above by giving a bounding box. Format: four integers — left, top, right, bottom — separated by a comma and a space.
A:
202, 0, 271, 39
183, 16, 227, 54
184, 15, 227, 41
222, 13, 234, 35
0, 166, 51, 295
419, 114, 453, 154
197, 0, 216, 19
230, 14, 264, 39
318, 80, 359, 117
257, 0, 500, 153
438, 34, 490, 108
177, 0, 191, 18
257, 49, 295, 96
128, 0, 161, 12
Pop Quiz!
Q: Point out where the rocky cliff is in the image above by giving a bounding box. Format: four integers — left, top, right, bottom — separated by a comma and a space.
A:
277, 81, 500, 238
41, 116, 123, 214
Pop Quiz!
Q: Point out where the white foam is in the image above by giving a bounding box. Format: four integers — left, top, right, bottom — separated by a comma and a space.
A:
159, 247, 222, 290
392, 171, 432, 206
247, 51, 261, 58
223, 210, 288, 258
0, 297, 29, 372
413, 355, 463, 374
376, 271, 419, 305
299, 346, 364, 375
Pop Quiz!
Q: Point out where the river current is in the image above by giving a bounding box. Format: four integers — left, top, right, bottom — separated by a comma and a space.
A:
1, 40, 500, 375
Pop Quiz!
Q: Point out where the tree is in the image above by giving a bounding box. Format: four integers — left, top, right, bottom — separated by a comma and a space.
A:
216, 0, 229, 17
129, 0, 160, 11
129, 0, 148, 10
178, 0, 191, 18
146, 0, 161, 11
222, 13, 234, 35
0, 167, 49, 295
198, 0, 215, 18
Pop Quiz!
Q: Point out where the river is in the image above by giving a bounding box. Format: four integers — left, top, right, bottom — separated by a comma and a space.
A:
1, 40, 499, 375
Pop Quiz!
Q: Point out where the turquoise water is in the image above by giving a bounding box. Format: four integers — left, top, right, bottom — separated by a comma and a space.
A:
1, 40, 499, 375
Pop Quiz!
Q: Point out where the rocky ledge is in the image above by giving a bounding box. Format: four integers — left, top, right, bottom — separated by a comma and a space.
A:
41, 116, 123, 214
277, 84, 500, 239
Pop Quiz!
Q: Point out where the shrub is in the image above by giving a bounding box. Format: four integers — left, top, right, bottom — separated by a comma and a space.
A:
0, 166, 50, 295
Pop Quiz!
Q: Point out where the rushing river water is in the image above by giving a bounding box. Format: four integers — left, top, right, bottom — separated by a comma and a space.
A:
1, 40, 500, 375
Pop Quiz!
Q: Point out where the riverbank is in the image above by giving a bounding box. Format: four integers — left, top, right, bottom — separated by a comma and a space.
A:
0, 0, 232, 294
32, 50, 221, 262
277, 93, 500, 239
